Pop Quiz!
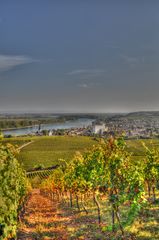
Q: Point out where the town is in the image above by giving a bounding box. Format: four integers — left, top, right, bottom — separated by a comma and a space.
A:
29, 112, 159, 139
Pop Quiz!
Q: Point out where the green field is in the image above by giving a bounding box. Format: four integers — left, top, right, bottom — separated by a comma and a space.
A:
2, 137, 31, 147
3, 136, 159, 171
17, 136, 97, 170
126, 139, 159, 165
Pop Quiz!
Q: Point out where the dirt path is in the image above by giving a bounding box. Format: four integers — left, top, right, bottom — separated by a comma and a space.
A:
17, 190, 135, 240
17, 189, 71, 240
18, 141, 33, 151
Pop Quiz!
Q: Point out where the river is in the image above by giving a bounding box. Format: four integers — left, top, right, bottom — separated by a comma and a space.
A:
2, 118, 94, 136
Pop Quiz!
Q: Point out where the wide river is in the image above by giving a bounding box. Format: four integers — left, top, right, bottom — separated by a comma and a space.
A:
2, 118, 94, 136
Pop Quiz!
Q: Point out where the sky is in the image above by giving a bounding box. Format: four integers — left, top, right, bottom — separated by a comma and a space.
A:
0, 0, 159, 113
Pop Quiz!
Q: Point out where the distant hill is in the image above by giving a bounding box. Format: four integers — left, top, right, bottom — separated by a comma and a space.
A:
124, 111, 159, 119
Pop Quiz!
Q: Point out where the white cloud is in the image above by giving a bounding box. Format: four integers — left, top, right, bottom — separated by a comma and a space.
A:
0, 54, 36, 71
78, 83, 88, 88
67, 68, 106, 76
120, 54, 144, 69
77, 82, 101, 88
120, 54, 146, 68
68, 69, 88, 75
120, 54, 138, 64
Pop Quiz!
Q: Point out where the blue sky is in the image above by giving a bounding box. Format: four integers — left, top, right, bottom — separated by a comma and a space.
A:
0, 0, 159, 113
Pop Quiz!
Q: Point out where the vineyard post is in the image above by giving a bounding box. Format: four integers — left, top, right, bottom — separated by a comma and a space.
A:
80, 194, 88, 214
69, 191, 73, 207
75, 194, 80, 211
110, 189, 115, 232
152, 184, 156, 203
147, 181, 151, 198
93, 191, 101, 224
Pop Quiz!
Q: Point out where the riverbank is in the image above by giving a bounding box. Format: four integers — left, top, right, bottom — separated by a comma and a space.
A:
2, 118, 94, 136
0, 119, 66, 131
2, 125, 39, 131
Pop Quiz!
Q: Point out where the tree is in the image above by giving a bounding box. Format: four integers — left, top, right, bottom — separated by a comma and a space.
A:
142, 142, 159, 202
0, 143, 27, 239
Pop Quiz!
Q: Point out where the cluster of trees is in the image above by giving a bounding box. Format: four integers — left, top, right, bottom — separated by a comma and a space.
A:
41, 137, 159, 236
0, 119, 37, 129
0, 115, 79, 130
0, 118, 63, 130
0, 143, 27, 239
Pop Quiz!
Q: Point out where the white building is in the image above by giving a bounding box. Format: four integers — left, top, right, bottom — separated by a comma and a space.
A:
48, 130, 53, 136
92, 123, 107, 135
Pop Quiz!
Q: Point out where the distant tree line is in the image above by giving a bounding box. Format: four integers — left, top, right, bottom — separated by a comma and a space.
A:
0, 118, 65, 129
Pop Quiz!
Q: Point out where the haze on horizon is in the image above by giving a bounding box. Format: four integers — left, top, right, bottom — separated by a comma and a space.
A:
0, 0, 159, 113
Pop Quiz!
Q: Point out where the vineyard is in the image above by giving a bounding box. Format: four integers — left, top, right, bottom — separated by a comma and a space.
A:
18, 136, 97, 170
1, 136, 159, 239
26, 168, 55, 179
37, 137, 159, 239
0, 143, 27, 239
3, 135, 159, 171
